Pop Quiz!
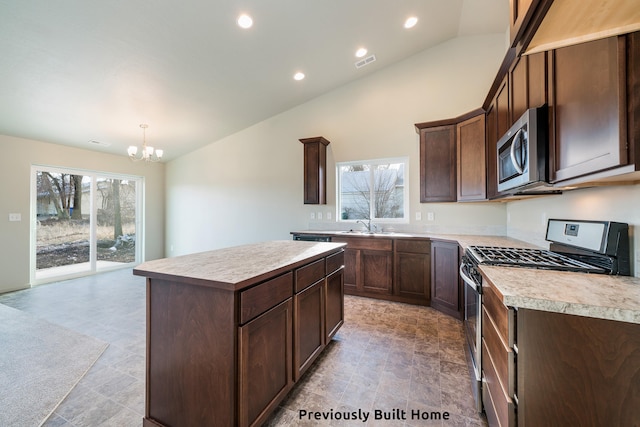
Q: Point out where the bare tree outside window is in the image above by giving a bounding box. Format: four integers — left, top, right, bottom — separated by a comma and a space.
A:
338, 160, 406, 221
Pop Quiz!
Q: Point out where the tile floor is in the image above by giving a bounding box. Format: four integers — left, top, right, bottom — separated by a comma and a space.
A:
0, 269, 487, 427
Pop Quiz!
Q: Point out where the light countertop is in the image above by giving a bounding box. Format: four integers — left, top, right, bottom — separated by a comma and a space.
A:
133, 240, 346, 291
293, 230, 640, 324
480, 265, 640, 324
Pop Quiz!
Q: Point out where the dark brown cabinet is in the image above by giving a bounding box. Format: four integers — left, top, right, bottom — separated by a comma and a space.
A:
332, 236, 432, 306
509, 0, 539, 46
517, 309, 640, 426
430, 240, 462, 319
485, 76, 510, 200
299, 136, 330, 204
509, 52, 548, 124
239, 298, 293, 427
325, 265, 344, 341
549, 36, 630, 183
394, 239, 430, 305
457, 114, 486, 201
293, 259, 325, 381
137, 244, 345, 427
418, 124, 457, 202
331, 236, 393, 297
482, 277, 516, 427
416, 109, 487, 203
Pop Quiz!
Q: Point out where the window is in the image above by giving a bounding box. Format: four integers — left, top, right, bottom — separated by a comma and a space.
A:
31, 165, 143, 284
337, 158, 408, 221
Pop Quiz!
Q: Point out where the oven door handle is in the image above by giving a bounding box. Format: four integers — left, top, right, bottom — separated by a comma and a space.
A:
459, 263, 479, 292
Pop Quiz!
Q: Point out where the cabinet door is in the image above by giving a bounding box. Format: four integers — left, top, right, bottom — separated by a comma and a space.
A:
300, 137, 329, 204
419, 125, 457, 202
342, 248, 358, 293
549, 36, 628, 182
486, 77, 509, 200
509, 0, 538, 45
430, 241, 461, 319
325, 268, 344, 341
294, 281, 324, 381
239, 299, 293, 427
457, 114, 486, 201
395, 251, 430, 304
361, 249, 393, 294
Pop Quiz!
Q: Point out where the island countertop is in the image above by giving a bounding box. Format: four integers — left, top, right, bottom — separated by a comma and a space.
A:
133, 240, 346, 291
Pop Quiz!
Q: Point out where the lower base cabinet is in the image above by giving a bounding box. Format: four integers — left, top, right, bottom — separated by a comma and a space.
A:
517, 309, 640, 426
141, 248, 345, 427
239, 299, 293, 427
430, 240, 462, 319
332, 236, 431, 306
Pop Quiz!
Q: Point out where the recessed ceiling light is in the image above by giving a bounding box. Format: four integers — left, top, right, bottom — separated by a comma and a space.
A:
355, 48, 368, 58
293, 72, 305, 81
404, 16, 418, 29
237, 14, 253, 29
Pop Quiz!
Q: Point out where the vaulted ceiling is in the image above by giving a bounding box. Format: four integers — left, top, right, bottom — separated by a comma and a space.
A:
0, 0, 508, 160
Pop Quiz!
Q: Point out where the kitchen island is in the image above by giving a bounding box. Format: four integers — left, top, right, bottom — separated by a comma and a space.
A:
133, 240, 346, 427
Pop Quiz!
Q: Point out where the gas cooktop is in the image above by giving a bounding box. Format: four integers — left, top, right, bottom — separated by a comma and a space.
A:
464, 219, 630, 276
466, 246, 606, 273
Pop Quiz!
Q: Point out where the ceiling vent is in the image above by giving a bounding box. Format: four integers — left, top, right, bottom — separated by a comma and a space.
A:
355, 54, 377, 69
89, 140, 111, 147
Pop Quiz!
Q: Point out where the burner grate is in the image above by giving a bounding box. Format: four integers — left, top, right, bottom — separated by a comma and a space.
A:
467, 246, 606, 273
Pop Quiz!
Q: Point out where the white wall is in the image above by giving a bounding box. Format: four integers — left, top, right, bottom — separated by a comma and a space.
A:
165, 34, 509, 257
506, 185, 640, 276
0, 134, 165, 293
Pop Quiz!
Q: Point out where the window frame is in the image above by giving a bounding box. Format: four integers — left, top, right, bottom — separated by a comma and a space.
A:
336, 156, 409, 223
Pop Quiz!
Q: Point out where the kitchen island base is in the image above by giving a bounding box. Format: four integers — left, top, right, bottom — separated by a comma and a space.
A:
134, 241, 345, 427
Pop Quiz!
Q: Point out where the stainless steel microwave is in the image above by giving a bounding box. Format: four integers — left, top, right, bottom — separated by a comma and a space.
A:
497, 107, 548, 193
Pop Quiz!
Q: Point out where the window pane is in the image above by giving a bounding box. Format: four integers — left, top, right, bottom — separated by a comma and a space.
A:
339, 164, 371, 220
96, 178, 137, 267
373, 163, 404, 219
338, 159, 407, 221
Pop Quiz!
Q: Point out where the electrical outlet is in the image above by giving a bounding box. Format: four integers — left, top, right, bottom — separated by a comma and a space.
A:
427, 212, 435, 221
8, 213, 21, 222
327, 212, 332, 220
317, 212, 323, 220
415, 212, 422, 221
310, 212, 315, 220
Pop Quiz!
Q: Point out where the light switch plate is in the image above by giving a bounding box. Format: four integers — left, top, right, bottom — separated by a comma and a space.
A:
9, 213, 21, 222
415, 212, 422, 221
317, 212, 323, 220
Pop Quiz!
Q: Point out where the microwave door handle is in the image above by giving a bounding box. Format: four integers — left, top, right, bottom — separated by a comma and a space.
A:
510, 129, 525, 174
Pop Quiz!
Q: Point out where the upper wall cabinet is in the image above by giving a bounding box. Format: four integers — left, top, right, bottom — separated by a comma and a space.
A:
416, 109, 486, 203
457, 114, 486, 201
548, 34, 638, 183
417, 124, 457, 202
299, 137, 330, 204
509, 0, 540, 47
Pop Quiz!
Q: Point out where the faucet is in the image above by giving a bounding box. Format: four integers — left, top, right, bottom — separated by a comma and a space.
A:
356, 219, 378, 234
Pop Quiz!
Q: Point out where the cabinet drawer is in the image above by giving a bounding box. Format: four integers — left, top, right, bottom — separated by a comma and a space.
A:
326, 250, 344, 275
331, 236, 392, 251
395, 239, 430, 254
482, 339, 515, 427
482, 279, 511, 344
482, 307, 515, 397
240, 272, 293, 324
295, 259, 325, 293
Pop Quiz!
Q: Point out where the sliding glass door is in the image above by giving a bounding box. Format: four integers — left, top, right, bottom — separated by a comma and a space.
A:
31, 166, 143, 284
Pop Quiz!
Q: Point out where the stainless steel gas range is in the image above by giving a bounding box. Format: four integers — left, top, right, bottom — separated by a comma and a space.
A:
460, 219, 630, 414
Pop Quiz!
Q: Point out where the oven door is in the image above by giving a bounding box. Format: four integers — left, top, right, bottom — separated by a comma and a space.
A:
460, 260, 483, 413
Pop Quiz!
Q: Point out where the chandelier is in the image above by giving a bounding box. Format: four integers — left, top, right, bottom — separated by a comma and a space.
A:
127, 124, 163, 162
